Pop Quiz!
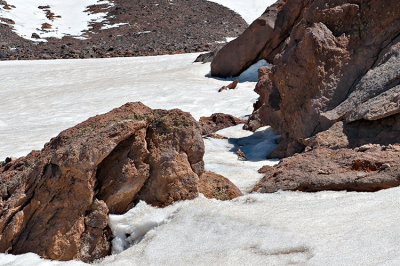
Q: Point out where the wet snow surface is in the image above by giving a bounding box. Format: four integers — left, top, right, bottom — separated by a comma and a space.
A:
1, 53, 400, 266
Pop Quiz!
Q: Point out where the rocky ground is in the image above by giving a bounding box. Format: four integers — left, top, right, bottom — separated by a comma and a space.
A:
0, 0, 247, 60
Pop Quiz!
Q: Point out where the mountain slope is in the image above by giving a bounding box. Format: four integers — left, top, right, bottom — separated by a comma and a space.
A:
0, 0, 247, 59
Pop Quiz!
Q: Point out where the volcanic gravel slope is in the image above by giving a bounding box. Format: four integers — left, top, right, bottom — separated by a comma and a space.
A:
0, 0, 247, 60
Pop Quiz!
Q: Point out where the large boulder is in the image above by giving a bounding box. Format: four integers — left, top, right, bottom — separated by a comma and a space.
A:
230, 0, 400, 157
210, 0, 306, 77
0, 102, 205, 262
254, 145, 400, 193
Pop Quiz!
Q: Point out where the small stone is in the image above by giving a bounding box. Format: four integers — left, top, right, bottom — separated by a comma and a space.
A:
31, 33, 40, 39
356, 172, 367, 178
236, 148, 247, 160
358, 144, 374, 152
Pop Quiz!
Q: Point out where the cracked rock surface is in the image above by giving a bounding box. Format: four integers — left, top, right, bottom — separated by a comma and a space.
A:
0, 102, 206, 262
212, 0, 400, 158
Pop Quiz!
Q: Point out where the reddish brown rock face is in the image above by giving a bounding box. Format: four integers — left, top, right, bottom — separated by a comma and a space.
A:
254, 145, 400, 193
0, 102, 205, 262
199, 113, 245, 136
211, 0, 306, 77
199, 171, 242, 200
215, 0, 400, 157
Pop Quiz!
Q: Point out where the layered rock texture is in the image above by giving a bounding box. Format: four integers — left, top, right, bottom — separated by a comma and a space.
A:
212, 0, 400, 158
254, 145, 400, 193
0, 102, 208, 262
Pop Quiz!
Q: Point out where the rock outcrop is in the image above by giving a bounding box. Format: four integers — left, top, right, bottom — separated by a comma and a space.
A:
199, 171, 242, 200
199, 113, 245, 136
0, 102, 205, 262
211, 0, 306, 77
213, 0, 400, 158
254, 145, 400, 193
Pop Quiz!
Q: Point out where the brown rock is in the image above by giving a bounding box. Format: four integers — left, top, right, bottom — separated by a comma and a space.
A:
31, 33, 40, 39
211, 0, 306, 77
199, 113, 245, 135
41, 23, 52, 30
199, 171, 242, 200
0, 102, 205, 262
0, 18, 15, 25
239, 0, 400, 157
218, 79, 239, 92
254, 146, 400, 193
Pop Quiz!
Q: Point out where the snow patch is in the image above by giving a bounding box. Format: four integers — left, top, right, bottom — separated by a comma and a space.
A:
0, 0, 112, 41
109, 201, 182, 254
206, 0, 276, 24
100, 22, 129, 30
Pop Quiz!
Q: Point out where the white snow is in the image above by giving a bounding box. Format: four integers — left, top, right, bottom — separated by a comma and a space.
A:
102, 189, 400, 265
0, 35, 399, 266
0, 52, 400, 266
0, 53, 265, 159
0, 0, 112, 41
207, 0, 277, 24
0, 0, 275, 41
204, 125, 279, 192
100, 22, 129, 30
2, 188, 400, 265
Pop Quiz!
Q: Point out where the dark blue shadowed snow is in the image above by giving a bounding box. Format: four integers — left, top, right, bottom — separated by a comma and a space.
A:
204, 124, 279, 192
206, 59, 271, 83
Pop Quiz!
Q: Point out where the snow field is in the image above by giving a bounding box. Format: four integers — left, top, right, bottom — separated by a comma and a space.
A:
0, 53, 268, 160
2, 187, 400, 265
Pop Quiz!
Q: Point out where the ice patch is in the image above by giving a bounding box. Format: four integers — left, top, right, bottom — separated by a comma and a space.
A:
204, 124, 279, 192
